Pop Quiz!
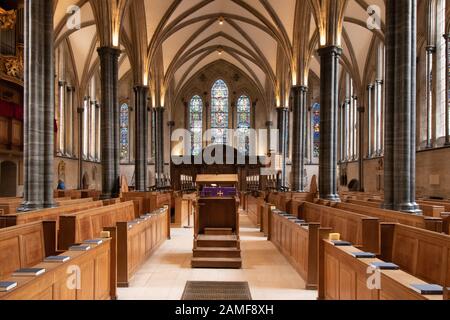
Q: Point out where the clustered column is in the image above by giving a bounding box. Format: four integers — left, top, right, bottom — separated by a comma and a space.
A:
155, 107, 165, 188
291, 85, 308, 192
445, 33, 450, 146
383, 0, 421, 214
134, 86, 149, 191
366, 84, 373, 157
98, 47, 121, 199
20, 0, 55, 211
317, 46, 342, 201
276, 107, 289, 189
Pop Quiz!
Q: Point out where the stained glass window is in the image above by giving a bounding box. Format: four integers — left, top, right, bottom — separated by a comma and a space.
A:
211, 79, 229, 144
120, 103, 129, 162
189, 95, 203, 156
236, 95, 251, 155
312, 103, 320, 158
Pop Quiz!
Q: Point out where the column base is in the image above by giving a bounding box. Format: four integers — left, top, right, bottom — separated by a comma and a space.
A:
395, 202, 423, 215
44, 201, 58, 209
17, 202, 43, 212
319, 194, 341, 202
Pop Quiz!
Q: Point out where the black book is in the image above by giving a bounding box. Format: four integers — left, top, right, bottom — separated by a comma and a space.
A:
350, 252, 376, 259
369, 262, 400, 270
69, 245, 91, 251
13, 268, 46, 277
410, 284, 443, 295
83, 239, 103, 245
44, 255, 71, 263
331, 240, 352, 246
0, 281, 17, 292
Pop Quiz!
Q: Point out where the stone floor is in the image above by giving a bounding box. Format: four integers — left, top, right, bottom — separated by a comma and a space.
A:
117, 212, 318, 300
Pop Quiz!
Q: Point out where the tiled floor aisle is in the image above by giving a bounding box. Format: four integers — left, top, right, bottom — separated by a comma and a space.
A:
117, 212, 318, 300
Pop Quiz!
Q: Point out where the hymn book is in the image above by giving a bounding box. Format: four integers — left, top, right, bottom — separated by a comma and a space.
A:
12, 268, 46, 277
410, 284, 443, 295
69, 245, 91, 251
44, 256, 71, 263
0, 281, 17, 292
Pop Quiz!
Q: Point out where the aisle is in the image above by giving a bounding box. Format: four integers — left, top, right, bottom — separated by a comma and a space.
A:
117, 212, 317, 300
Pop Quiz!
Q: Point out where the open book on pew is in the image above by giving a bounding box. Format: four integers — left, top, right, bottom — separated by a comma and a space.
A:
0, 281, 17, 292
12, 268, 46, 277
44, 255, 71, 263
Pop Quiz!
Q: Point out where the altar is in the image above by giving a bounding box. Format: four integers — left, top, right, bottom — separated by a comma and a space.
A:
191, 174, 242, 269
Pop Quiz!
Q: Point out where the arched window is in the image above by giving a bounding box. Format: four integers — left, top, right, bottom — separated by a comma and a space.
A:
312, 103, 320, 159
236, 95, 251, 155
120, 103, 130, 162
189, 95, 203, 156
211, 79, 229, 144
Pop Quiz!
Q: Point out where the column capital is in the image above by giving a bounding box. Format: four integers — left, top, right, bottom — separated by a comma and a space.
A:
265, 121, 273, 127
317, 45, 343, 57
367, 84, 374, 90
291, 85, 309, 93
58, 80, 66, 86
425, 45, 436, 53
443, 34, 450, 40
375, 79, 384, 85
133, 85, 149, 92
97, 46, 121, 58
276, 106, 289, 112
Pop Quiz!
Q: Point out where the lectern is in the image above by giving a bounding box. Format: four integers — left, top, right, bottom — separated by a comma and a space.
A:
191, 174, 242, 268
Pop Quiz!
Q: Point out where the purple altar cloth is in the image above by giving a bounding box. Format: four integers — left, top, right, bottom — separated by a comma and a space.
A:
201, 187, 236, 197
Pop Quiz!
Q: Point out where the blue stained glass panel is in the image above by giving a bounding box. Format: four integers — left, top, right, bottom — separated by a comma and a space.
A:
211, 80, 229, 144
312, 103, 320, 158
237, 95, 251, 155
189, 95, 203, 156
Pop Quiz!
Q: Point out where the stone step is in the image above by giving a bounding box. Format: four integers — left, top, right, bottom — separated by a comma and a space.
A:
193, 247, 241, 258
196, 235, 239, 248
204, 227, 233, 235
191, 257, 242, 269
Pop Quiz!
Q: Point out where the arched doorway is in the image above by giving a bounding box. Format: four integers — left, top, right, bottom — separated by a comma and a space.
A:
0, 161, 17, 197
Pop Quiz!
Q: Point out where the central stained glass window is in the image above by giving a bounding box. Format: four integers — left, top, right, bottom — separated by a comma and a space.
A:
189, 95, 203, 156
236, 95, 251, 155
211, 79, 229, 144
312, 103, 320, 158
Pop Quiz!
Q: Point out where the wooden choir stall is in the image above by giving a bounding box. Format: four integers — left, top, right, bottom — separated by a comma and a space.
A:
192, 174, 242, 269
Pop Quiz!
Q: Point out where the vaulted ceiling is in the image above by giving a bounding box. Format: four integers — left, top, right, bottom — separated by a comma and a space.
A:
53, 0, 390, 108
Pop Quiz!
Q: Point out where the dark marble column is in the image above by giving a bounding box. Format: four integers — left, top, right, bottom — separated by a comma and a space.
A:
445, 34, 450, 146
155, 107, 165, 188
20, 0, 55, 211
383, 0, 421, 214
317, 46, 342, 201
134, 86, 148, 191
98, 47, 121, 199
277, 107, 289, 189
292, 85, 308, 192
425, 45, 435, 148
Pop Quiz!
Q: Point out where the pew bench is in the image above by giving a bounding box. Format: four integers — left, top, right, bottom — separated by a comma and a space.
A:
0, 221, 57, 280
319, 239, 445, 300
0, 200, 104, 229
333, 202, 443, 233
270, 209, 331, 289
380, 223, 450, 287
113, 208, 168, 287
58, 201, 136, 250
0, 238, 115, 300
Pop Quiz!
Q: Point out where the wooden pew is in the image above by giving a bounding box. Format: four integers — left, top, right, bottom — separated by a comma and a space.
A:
0, 221, 57, 279
300, 202, 381, 254
318, 239, 445, 300
58, 201, 136, 250
380, 223, 450, 287
332, 202, 443, 233
350, 198, 446, 219
173, 193, 194, 228
54, 189, 82, 199
259, 201, 273, 236
80, 189, 101, 201
0, 197, 72, 215
0, 237, 115, 300
246, 194, 259, 226
271, 210, 331, 289
113, 208, 168, 287
0, 200, 103, 229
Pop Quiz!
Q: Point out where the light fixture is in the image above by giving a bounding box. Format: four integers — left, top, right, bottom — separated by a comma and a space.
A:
218, 16, 224, 25
217, 46, 223, 55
